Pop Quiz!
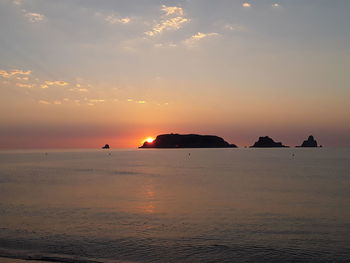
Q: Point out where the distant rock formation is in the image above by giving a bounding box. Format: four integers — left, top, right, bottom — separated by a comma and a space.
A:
139, 134, 237, 148
250, 136, 288, 148
298, 135, 318, 147
102, 144, 110, 149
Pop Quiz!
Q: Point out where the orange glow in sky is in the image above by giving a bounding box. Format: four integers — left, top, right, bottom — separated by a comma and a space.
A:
1, 1, 350, 149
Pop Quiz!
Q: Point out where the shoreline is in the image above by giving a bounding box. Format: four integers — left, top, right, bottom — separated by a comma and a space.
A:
0, 258, 57, 263
0, 253, 137, 263
0, 252, 105, 263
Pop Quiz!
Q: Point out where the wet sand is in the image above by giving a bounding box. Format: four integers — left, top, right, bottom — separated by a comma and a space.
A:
0, 258, 56, 263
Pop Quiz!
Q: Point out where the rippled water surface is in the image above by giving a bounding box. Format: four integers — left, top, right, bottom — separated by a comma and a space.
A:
0, 148, 349, 262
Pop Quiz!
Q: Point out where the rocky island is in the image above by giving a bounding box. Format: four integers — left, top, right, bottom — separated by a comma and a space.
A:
139, 134, 237, 148
298, 135, 318, 147
250, 136, 288, 148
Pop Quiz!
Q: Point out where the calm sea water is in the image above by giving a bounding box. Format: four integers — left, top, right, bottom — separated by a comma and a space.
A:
0, 148, 349, 263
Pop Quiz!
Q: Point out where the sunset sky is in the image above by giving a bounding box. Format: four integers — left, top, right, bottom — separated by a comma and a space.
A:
0, 0, 349, 148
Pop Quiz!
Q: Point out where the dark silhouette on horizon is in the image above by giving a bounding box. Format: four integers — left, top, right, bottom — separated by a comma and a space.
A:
250, 136, 288, 148
139, 134, 237, 148
102, 144, 110, 149
297, 135, 319, 147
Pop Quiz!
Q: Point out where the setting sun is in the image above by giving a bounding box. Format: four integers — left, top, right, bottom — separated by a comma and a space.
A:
146, 137, 155, 143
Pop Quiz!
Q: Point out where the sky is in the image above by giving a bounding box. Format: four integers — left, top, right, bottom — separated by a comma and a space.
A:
0, 0, 349, 149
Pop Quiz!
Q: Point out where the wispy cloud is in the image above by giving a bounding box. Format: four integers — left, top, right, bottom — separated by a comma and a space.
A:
85, 99, 104, 106
77, 88, 89, 92
16, 76, 29, 81
44, 80, 69, 86
154, 43, 177, 48
161, 5, 184, 16
12, 0, 22, 6
126, 98, 147, 104
242, 2, 252, 8
145, 16, 189, 36
145, 5, 189, 36
16, 83, 35, 88
24, 11, 45, 22
0, 69, 31, 78
89, 99, 105, 103
38, 100, 63, 105
225, 24, 246, 32
11, 2, 46, 23
183, 32, 219, 46
38, 100, 50, 105
105, 15, 131, 24
69, 85, 89, 92
272, 3, 281, 8
191, 32, 219, 40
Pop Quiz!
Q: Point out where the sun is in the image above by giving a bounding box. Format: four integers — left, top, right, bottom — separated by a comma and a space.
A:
146, 137, 155, 143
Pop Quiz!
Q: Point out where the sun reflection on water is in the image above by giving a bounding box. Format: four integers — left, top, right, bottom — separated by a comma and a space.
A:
138, 182, 157, 214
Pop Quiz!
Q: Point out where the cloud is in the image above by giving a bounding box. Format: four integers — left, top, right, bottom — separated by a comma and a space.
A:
89, 99, 104, 103
11, 2, 45, 23
154, 43, 177, 48
145, 16, 189, 36
38, 100, 50, 105
78, 88, 89, 92
272, 3, 280, 8
16, 76, 29, 81
119, 17, 131, 24
53, 100, 62, 105
242, 2, 252, 8
225, 24, 246, 32
69, 87, 89, 92
126, 98, 147, 104
191, 32, 219, 40
44, 80, 69, 86
161, 5, 184, 16
186, 32, 218, 42
16, 83, 35, 88
84, 99, 104, 107
183, 32, 219, 47
0, 69, 31, 78
145, 5, 189, 37
24, 12, 45, 22
105, 15, 131, 24
12, 0, 22, 6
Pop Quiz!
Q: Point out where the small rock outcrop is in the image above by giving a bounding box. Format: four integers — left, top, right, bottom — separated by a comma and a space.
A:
139, 134, 237, 148
102, 144, 110, 149
250, 136, 288, 148
299, 135, 318, 147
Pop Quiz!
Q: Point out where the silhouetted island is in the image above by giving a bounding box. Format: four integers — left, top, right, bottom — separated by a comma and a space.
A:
250, 136, 288, 148
102, 144, 110, 149
298, 135, 318, 147
139, 134, 237, 148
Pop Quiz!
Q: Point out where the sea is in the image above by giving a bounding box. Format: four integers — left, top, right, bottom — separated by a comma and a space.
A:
0, 148, 349, 263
